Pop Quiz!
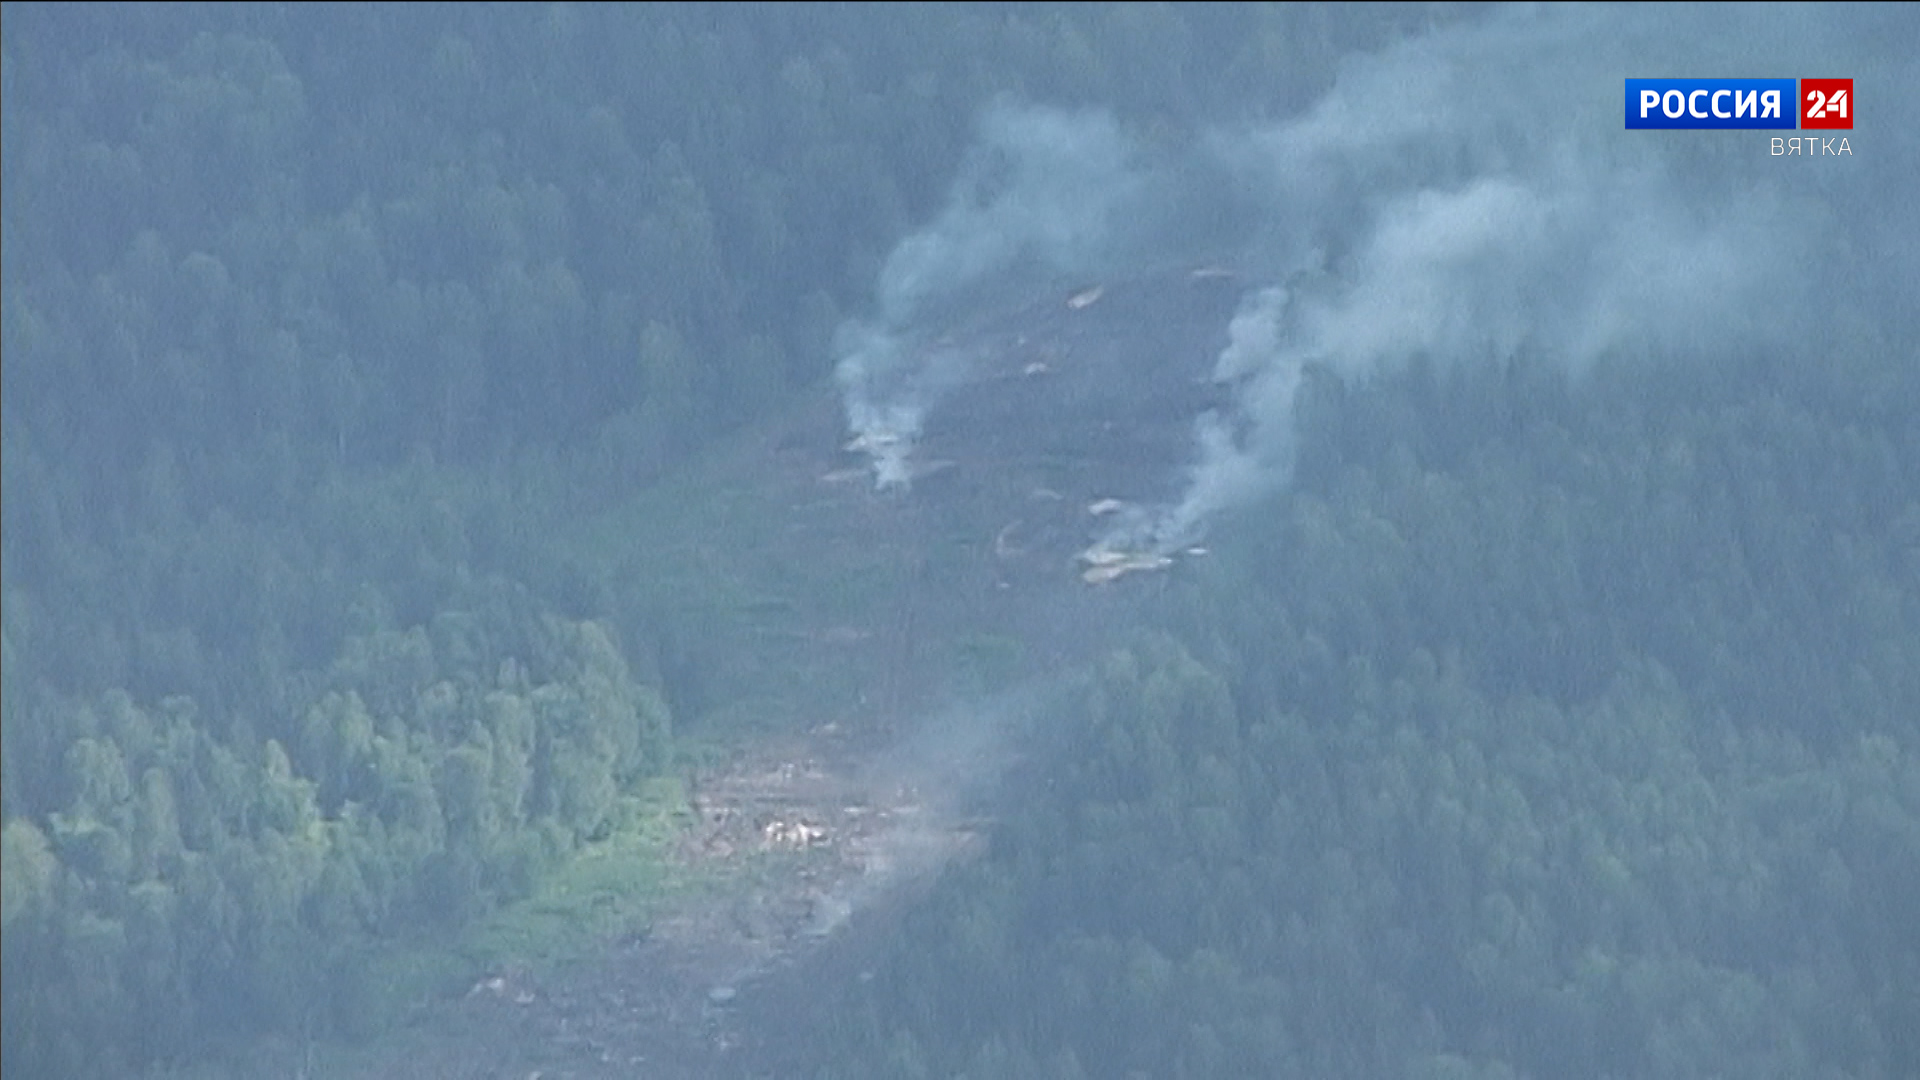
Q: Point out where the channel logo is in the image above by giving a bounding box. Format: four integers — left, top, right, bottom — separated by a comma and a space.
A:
1798, 79, 1853, 129
1625, 79, 1853, 130
1626, 79, 1795, 129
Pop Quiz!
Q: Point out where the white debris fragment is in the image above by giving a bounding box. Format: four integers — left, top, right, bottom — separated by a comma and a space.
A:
1078, 546, 1174, 585
994, 520, 1024, 559
843, 430, 903, 454
762, 819, 828, 848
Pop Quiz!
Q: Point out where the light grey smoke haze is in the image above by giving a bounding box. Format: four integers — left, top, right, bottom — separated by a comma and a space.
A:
1140, 286, 1295, 554
835, 102, 1152, 488
839, 4, 1915, 544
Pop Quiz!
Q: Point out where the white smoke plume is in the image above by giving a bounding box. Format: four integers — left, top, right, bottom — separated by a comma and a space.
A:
840, 4, 1916, 546
834, 102, 1153, 488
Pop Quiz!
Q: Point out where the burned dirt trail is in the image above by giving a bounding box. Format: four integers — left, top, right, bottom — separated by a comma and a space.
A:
333, 267, 1249, 1078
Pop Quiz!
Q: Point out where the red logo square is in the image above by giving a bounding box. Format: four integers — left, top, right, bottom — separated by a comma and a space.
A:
1801, 78, 1853, 129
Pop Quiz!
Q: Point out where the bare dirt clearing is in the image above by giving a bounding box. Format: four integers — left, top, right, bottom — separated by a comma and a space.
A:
330, 268, 1236, 1077
343, 724, 994, 1079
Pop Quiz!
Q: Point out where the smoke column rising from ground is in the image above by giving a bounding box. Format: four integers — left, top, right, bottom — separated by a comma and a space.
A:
834, 103, 1154, 488
836, 4, 1916, 547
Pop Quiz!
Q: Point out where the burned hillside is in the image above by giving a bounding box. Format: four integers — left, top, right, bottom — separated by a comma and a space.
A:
814, 265, 1248, 587
913, 267, 1244, 473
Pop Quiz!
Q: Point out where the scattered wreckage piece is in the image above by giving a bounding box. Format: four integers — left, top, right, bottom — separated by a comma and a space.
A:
1077, 547, 1175, 585
1066, 284, 1105, 309
841, 430, 904, 455
993, 520, 1025, 559
820, 457, 955, 485
761, 818, 829, 849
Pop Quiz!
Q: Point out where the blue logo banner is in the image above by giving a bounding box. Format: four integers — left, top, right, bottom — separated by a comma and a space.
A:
1625, 79, 1797, 129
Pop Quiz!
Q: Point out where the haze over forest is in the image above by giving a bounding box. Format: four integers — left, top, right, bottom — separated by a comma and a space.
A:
3, 4, 1917, 1078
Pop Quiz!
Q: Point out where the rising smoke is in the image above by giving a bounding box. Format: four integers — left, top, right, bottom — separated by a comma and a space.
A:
834, 102, 1160, 488
836, 4, 1915, 552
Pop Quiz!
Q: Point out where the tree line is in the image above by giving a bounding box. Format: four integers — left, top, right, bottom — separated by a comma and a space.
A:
2, 4, 1456, 1075
799, 351, 1920, 1078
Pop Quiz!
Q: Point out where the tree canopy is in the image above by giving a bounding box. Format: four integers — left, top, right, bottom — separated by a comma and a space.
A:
4, 4, 1915, 1078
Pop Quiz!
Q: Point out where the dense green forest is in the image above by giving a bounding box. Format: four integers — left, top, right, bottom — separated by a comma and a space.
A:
4, 3, 1918, 1079
0, 4, 1431, 1075
807, 356, 1920, 1078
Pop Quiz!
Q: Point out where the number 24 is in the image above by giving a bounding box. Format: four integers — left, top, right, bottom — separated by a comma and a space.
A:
1806, 89, 1849, 119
